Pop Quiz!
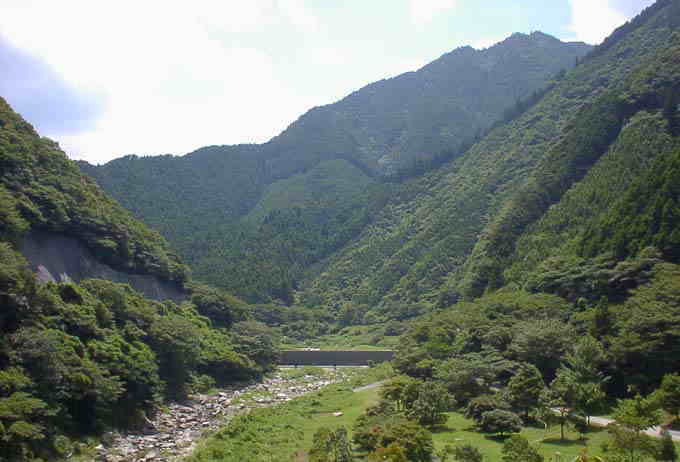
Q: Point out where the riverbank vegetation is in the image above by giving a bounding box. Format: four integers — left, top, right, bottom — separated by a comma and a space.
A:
183, 362, 680, 461
2, 1, 680, 461
0, 98, 280, 461
0, 244, 278, 461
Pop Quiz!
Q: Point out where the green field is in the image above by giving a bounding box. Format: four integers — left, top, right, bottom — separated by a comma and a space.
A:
432, 412, 609, 461
187, 368, 680, 461
185, 384, 380, 461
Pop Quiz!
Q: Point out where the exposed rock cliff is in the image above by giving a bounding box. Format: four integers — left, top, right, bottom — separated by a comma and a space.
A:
20, 230, 186, 301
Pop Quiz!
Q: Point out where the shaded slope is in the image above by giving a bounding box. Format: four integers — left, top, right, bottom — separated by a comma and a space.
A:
82, 33, 590, 302
0, 98, 278, 461
462, 22, 680, 298
0, 97, 188, 285
302, 0, 680, 311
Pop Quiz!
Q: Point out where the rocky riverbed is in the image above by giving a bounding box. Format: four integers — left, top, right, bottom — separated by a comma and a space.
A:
93, 370, 349, 462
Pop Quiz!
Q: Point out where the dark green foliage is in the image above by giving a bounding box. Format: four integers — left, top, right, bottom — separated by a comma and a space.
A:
189, 283, 245, 328
452, 444, 484, 462
379, 376, 422, 412
352, 413, 433, 462
71, 2, 680, 319
462, 67, 680, 297
405, 381, 451, 428
0, 94, 278, 459
659, 428, 678, 462
658, 374, 680, 419
230, 320, 280, 372
552, 336, 609, 421
505, 364, 544, 419
435, 350, 515, 405
0, 244, 269, 460
479, 409, 522, 436
305, 5, 675, 311
508, 319, 573, 380
581, 147, 680, 263
81, 35, 589, 303
464, 395, 511, 424
3, 5, 680, 460
501, 435, 543, 462
309, 427, 354, 462
0, 98, 188, 284
609, 263, 680, 392
612, 394, 662, 435
606, 423, 659, 462
377, 377, 450, 429
248, 303, 334, 343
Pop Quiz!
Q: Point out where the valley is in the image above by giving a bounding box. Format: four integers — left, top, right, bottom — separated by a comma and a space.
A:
1, 1, 680, 461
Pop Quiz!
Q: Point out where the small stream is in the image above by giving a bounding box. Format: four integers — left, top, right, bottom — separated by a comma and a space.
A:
93, 370, 349, 462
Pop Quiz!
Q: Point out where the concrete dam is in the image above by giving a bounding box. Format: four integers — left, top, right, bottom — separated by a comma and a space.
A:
279, 350, 394, 366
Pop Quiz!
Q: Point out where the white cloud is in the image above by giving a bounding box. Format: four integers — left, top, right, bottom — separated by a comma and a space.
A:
567, 0, 628, 44
0, 0, 320, 163
410, 0, 457, 27
278, 0, 319, 32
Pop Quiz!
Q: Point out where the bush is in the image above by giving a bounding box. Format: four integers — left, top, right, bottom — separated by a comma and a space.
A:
479, 410, 523, 436
501, 435, 543, 462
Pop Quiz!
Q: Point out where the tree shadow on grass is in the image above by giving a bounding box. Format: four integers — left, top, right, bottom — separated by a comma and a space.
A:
483, 434, 511, 442
540, 437, 588, 447
524, 421, 547, 430
431, 424, 457, 434
583, 425, 607, 435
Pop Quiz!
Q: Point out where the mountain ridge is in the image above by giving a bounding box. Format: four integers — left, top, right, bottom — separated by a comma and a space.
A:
81, 31, 591, 303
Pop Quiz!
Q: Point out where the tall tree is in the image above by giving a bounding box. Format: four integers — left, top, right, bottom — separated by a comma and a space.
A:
553, 336, 609, 423
406, 381, 451, 428
501, 435, 544, 462
309, 427, 354, 462
505, 364, 544, 419
658, 374, 680, 421
608, 394, 662, 462
479, 410, 523, 436
659, 428, 678, 462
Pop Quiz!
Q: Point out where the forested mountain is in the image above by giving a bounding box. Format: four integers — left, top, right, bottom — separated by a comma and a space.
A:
81, 32, 591, 302
302, 0, 680, 313
0, 96, 188, 285
4, 1, 680, 459
0, 99, 277, 460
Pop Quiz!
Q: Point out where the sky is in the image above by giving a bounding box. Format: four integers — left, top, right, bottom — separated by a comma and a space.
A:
0, 0, 656, 164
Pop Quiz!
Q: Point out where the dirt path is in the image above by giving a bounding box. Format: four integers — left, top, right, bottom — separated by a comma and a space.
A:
352, 380, 387, 393
589, 416, 680, 441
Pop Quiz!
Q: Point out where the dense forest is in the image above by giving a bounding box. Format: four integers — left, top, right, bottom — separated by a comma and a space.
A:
80, 33, 591, 303
303, 0, 680, 312
3, 0, 680, 460
0, 99, 278, 460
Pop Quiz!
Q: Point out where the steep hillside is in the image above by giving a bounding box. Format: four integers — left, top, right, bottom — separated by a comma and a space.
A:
462, 9, 680, 298
302, 0, 680, 312
0, 96, 188, 287
261, 31, 590, 177
0, 99, 277, 461
82, 33, 590, 302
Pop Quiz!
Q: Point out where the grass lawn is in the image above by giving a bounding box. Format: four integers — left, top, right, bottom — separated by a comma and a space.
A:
188, 368, 680, 461
433, 412, 610, 461
186, 374, 383, 462
290, 386, 381, 460
188, 383, 613, 462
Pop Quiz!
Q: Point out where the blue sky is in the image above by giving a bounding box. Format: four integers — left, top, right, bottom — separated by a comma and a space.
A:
0, 0, 655, 163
